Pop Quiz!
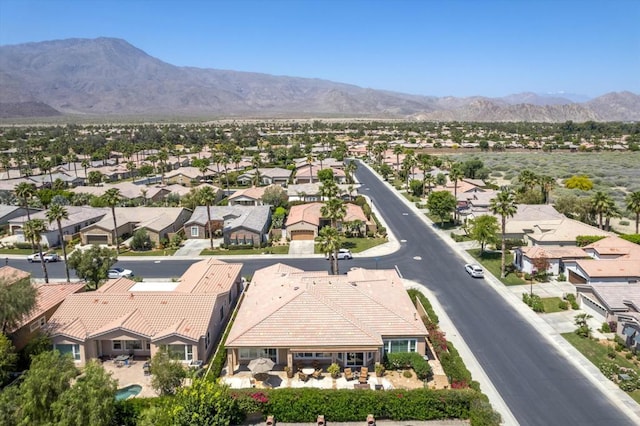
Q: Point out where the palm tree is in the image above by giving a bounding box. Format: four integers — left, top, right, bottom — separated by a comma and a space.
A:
318, 226, 342, 275
449, 164, 464, 223
252, 155, 262, 186
199, 186, 217, 249
81, 159, 90, 179
102, 188, 122, 255
157, 149, 169, 185
626, 191, 640, 234
14, 182, 36, 222
344, 161, 357, 184
539, 175, 555, 204
306, 154, 314, 183
423, 174, 436, 195
393, 145, 404, 174
23, 219, 50, 283
490, 188, 517, 278
591, 191, 611, 230
46, 204, 70, 282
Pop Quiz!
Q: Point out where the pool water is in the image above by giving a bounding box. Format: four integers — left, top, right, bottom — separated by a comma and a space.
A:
115, 384, 142, 401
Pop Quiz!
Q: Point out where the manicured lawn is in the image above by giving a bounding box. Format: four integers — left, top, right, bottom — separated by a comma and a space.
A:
119, 249, 177, 256
562, 332, 640, 404
0, 248, 34, 255
540, 297, 565, 313
467, 249, 526, 285
314, 237, 388, 254
201, 245, 289, 255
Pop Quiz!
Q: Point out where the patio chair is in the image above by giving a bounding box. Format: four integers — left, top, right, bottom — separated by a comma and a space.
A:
359, 367, 369, 384
298, 372, 308, 382
344, 367, 354, 381
312, 369, 322, 379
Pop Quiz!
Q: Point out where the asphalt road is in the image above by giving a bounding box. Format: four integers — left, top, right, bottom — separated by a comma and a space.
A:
18, 162, 634, 425
354, 162, 633, 426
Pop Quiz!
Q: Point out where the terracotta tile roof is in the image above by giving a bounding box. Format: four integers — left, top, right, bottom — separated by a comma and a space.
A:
528, 218, 613, 243
285, 203, 369, 227
47, 259, 241, 343
520, 246, 588, 259
577, 259, 640, 279
584, 236, 640, 259
175, 258, 241, 294
225, 265, 427, 348
0, 266, 30, 283
228, 186, 267, 201
48, 292, 221, 342
9, 281, 85, 333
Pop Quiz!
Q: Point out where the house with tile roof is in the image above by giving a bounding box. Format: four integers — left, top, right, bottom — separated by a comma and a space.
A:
47, 259, 243, 365
165, 166, 214, 186
286, 183, 355, 202
564, 236, 640, 285
184, 205, 271, 247
513, 246, 590, 276
9, 206, 109, 248
1, 266, 85, 351
294, 166, 346, 184
285, 202, 374, 240
228, 186, 269, 206
224, 264, 428, 374
236, 168, 292, 186
79, 207, 192, 246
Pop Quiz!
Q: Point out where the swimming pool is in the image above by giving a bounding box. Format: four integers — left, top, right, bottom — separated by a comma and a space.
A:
115, 384, 142, 401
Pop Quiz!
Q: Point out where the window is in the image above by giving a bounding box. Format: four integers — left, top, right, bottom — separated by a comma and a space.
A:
191, 226, 199, 237
346, 352, 364, 366
294, 352, 332, 359
112, 340, 122, 350
383, 339, 417, 354
220, 306, 224, 320
56, 344, 81, 361
146, 341, 151, 350
239, 348, 277, 362
205, 332, 211, 349
164, 344, 194, 361
125, 340, 143, 351
30, 316, 46, 332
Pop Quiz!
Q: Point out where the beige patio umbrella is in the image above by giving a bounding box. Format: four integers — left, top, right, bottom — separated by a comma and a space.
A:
247, 357, 275, 378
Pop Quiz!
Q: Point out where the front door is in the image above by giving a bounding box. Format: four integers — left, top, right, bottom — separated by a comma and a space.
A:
346, 352, 364, 366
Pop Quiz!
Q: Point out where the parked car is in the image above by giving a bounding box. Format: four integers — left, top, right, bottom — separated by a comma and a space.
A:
108, 267, 134, 279
465, 263, 484, 278
326, 248, 353, 260
27, 252, 60, 263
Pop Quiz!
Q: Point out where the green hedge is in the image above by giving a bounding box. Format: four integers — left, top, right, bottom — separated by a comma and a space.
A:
407, 289, 439, 324
231, 388, 476, 422
620, 234, 640, 245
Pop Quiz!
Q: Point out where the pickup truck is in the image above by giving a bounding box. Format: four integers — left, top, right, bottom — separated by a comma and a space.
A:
27, 253, 60, 263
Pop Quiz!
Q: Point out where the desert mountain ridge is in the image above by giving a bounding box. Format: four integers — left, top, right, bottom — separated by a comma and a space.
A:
0, 37, 638, 121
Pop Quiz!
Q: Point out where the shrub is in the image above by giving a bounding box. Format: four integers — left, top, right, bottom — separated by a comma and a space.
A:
407, 289, 439, 324
403, 369, 414, 378
619, 220, 630, 226
558, 300, 569, 310
557, 273, 566, 282
601, 322, 611, 333
626, 352, 634, 360
620, 234, 640, 245
576, 235, 606, 247
607, 345, 617, 359
385, 352, 431, 380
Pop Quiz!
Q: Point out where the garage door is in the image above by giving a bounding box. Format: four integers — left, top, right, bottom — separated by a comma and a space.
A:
86, 234, 109, 244
290, 230, 315, 240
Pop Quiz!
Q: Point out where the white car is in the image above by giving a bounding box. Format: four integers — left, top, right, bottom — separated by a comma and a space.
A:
108, 267, 134, 279
465, 263, 484, 278
27, 252, 60, 263
326, 249, 353, 260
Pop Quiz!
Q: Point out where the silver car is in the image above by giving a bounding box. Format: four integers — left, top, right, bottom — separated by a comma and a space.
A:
108, 267, 134, 279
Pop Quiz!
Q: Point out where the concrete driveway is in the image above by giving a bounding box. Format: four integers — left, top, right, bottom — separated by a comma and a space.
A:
288, 240, 315, 256
174, 239, 221, 257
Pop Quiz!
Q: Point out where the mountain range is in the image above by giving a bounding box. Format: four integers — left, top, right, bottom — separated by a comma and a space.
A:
0, 37, 638, 121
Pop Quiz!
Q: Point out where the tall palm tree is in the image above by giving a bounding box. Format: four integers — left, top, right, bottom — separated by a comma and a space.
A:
46, 204, 70, 282
591, 191, 611, 230
318, 226, 342, 275
252, 154, 262, 186
449, 164, 464, 223
14, 182, 36, 222
626, 191, 640, 234
199, 186, 217, 249
539, 175, 556, 204
102, 188, 122, 255
306, 154, 314, 183
490, 188, 517, 278
157, 149, 169, 185
23, 219, 50, 283
393, 145, 404, 175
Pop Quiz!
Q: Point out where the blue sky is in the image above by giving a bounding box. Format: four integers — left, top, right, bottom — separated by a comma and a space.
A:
1, 0, 638, 98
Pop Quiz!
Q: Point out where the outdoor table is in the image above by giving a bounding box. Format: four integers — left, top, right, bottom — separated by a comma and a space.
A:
301, 367, 315, 375
114, 355, 129, 362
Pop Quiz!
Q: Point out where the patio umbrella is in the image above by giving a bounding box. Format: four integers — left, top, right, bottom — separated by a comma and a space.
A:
248, 357, 275, 376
